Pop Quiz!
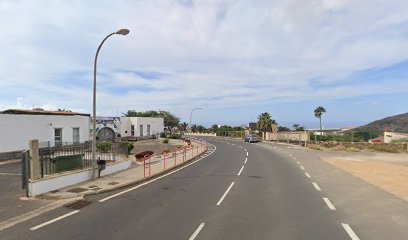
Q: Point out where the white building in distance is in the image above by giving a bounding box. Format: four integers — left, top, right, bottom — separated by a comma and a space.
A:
0, 109, 90, 152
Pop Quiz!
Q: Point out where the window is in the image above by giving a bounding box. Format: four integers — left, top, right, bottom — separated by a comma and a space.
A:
140, 125, 144, 136
131, 125, 135, 136
147, 125, 151, 136
73, 128, 80, 144
54, 128, 62, 146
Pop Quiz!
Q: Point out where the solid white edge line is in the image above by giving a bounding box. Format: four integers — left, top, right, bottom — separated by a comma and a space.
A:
237, 166, 245, 176
189, 222, 206, 240
216, 182, 235, 206
323, 197, 336, 210
341, 223, 360, 240
30, 210, 80, 231
305, 172, 311, 178
244, 157, 248, 164
99, 143, 216, 203
300, 166, 305, 170
312, 182, 321, 191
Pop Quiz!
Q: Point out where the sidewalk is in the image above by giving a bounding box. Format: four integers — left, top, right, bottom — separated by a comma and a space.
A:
38, 140, 208, 200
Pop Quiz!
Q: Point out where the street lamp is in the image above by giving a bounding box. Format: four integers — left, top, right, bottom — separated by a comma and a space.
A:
189, 107, 202, 132
92, 28, 129, 179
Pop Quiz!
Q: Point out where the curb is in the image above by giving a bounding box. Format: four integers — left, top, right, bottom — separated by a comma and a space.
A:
85, 146, 208, 197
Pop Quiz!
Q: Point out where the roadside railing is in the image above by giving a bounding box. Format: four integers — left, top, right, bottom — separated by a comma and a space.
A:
142, 139, 208, 178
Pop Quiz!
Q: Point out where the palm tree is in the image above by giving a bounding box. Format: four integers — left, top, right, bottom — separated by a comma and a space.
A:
179, 122, 188, 135
314, 106, 326, 132
257, 112, 275, 139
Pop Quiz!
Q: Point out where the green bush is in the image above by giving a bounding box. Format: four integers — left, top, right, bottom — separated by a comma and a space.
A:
162, 138, 169, 144
119, 141, 134, 155
97, 141, 112, 153
170, 134, 180, 139
160, 132, 166, 138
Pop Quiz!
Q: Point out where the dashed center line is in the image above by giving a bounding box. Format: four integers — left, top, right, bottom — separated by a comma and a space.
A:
323, 197, 336, 210
244, 157, 248, 164
305, 172, 311, 178
246, 152, 248, 157
237, 166, 245, 176
341, 223, 360, 240
300, 166, 305, 170
30, 210, 80, 231
217, 182, 235, 206
312, 182, 321, 191
189, 222, 206, 240
296, 161, 300, 164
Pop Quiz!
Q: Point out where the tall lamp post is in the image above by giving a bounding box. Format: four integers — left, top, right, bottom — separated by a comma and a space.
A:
189, 107, 202, 132
92, 28, 129, 179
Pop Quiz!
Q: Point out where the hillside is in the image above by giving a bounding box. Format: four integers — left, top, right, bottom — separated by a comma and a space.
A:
353, 112, 408, 134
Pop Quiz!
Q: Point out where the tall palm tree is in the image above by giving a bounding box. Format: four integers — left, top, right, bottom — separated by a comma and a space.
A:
179, 122, 188, 135
314, 106, 326, 132
257, 112, 275, 138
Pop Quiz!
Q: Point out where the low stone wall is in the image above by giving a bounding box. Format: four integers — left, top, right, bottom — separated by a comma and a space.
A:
309, 141, 408, 153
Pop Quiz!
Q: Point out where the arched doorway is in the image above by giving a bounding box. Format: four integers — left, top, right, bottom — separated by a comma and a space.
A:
97, 127, 115, 142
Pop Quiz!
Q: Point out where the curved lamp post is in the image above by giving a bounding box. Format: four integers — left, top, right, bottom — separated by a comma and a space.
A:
92, 28, 129, 179
189, 107, 202, 132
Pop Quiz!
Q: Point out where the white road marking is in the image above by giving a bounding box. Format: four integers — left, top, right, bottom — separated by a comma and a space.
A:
30, 210, 80, 231
296, 161, 300, 164
323, 197, 336, 210
189, 222, 206, 240
216, 182, 235, 206
293, 157, 297, 160
0, 172, 22, 176
244, 157, 248, 164
312, 182, 321, 191
289, 154, 293, 157
300, 166, 305, 170
237, 166, 245, 176
305, 172, 311, 178
341, 223, 360, 240
246, 152, 248, 157
99, 143, 216, 203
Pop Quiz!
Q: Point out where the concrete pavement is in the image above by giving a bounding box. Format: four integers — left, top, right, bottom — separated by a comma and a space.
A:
1, 137, 407, 239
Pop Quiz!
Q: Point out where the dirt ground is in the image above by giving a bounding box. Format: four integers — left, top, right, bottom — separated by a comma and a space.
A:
321, 152, 408, 202
130, 139, 185, 156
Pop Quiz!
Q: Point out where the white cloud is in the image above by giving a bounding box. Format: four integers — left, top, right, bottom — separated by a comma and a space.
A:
0, 0, 408, 120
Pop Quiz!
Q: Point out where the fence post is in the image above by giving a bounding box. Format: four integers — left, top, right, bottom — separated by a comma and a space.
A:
163, 154, 166, 170
143, 157, 146, 177
29, 140, 40, 180
174, 151, 177, 166
149, 156, 151, 176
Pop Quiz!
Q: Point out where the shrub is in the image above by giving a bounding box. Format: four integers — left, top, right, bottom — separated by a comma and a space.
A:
128, 142, 134, 154
170, 134, 180, 139
135, 150, 154, 159
160, 132, 166, 138
97, 141, 112, 153
162, 138, 169, 144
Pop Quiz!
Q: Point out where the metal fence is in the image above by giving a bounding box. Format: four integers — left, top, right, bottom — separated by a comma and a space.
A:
38, 141, 128, 178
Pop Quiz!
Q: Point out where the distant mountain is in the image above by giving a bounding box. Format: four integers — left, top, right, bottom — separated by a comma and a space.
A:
353, 112, 408, 134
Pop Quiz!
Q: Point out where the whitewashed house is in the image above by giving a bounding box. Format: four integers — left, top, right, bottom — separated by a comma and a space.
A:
120, 117, 164, 137
0, 109, 90, 152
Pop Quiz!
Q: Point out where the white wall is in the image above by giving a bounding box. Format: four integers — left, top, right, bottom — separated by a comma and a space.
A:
384, 131, 408, 143
120, 117, 164, 137
28, 160, 131, 196
0, 114, 90, 152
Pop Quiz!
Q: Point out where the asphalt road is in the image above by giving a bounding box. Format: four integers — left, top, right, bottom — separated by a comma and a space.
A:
1, 137, 407, 239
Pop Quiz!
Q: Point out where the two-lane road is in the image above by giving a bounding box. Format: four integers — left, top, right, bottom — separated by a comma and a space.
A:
1, 138, 354, 239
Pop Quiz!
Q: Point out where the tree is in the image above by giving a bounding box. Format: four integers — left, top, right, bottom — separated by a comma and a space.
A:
179, 122, 188, 133
191, 124, 198, 133
278, 126, 290, 132
314, 106, 326, 132
256, 112, 275, 138
196, 125, 206, 133
57, 108, 72, 112
292, 123, 305, 131
124, 110, 180, 135
210, 124, 219, 133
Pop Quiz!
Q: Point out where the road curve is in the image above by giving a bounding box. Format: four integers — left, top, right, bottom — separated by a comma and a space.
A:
1, 138, 350, 240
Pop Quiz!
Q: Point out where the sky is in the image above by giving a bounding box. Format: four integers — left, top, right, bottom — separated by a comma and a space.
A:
0, 0, 408, 129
